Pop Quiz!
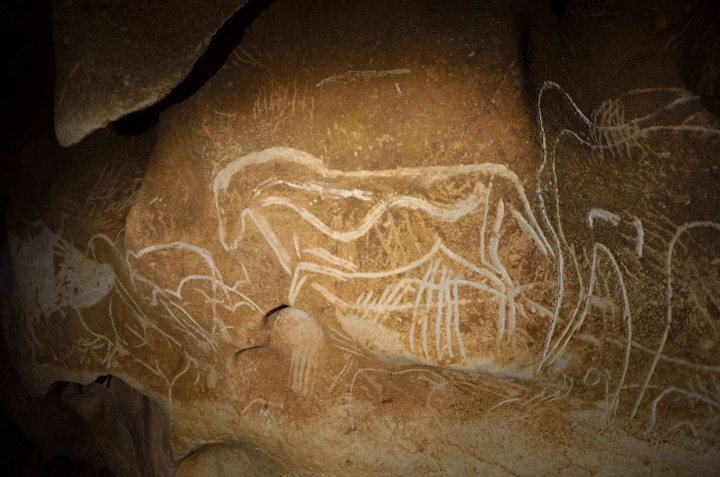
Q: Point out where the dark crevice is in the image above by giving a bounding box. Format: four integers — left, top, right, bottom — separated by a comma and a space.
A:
93, 375, 112, 389
47, 381, 70, 396
550, 0, 567, 16
48, 375, 113, 396
114, 0, 278, 137
234, 304, 289, 358
113, 110, 159, 137
262, 304, 289, 325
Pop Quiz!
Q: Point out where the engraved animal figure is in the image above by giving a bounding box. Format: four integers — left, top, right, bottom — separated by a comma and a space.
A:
211, 82, 720, 431
270, 307, 324, 395
10, 226, 115, 317
533, 82, 720, 426
214, 147, 556, 373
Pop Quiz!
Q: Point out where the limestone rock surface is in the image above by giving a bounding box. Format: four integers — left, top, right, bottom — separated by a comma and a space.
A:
3, 0, 720, 475
52, 0, 247, 146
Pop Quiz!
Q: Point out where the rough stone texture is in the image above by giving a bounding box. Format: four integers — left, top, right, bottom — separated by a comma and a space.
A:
52, 0, 247, 147
3, 0, 720, 475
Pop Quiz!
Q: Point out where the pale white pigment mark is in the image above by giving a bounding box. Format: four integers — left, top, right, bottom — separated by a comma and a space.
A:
242, 397, 285, 427
251, 179, 374, 202
646, 386, 720, 432
330, 339, 367, 359
330, 354, 355, 391
587, 208, 621, 228
632, 217, 644, 257
631, 221, 720, 420
232, 47, 261, 67
535, 83, 567, 372
435, 267, 448, 358
169, 352, 197, 403
303, 248, 357, 272
275, 308, 324, 396
250, 212, 293, 275
523, 298, 553, 319
297, 231, 531, 365
306, 240, 506, 363
452, 283, 466, 358
287, 239, 505, 303
213, 146, 550, 366
296, 241, 504, 292
261, 191, 494, 242
127, 239, 265, 351
534, 80, 720, 375
588, 295, 619, 313
316, 69, 411, 87
543, 242, 633, 416
410, 260, 434, 353
511, 209, 548, 256
667, 420, 700, 448
538, 81, 704, 144
128, 241, 261, 313
293, 232, 301, 258
9, 225, 219, 385
213, 147, 550, 268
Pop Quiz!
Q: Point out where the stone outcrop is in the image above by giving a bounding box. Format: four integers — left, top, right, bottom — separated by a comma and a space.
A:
3, 0, 720, 474
52, 0, 248, 146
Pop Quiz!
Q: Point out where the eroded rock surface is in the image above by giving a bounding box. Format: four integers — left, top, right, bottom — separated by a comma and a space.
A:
3, 0, 720, 475
52, 0, 247, 146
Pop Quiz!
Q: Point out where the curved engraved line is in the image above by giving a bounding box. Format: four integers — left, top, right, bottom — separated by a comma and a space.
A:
250, 178, 374, 202
128, 241, 256, 304
249, 211, 292, 275
126, 240, 264, 346
260, 188, 490, 242
539, 83, 720, 419
538, 83, 701, 137
535, 82, 567, 372
632, 217, 644, 258
153, 274, 262, 314
534, 81, 718, 373
215, 147, 528, 190
288, 240, 507, 306
213, 147, 551, 257
545, 246, 584, 363
545, 242, 633, 395
595, 245, 632, 417
303, 248, 358, 272
646, 386, 720, 432
587, 208, 621, 228
556, 124, 720, 154
129, 242, 218, 274
511, 209, 548, 256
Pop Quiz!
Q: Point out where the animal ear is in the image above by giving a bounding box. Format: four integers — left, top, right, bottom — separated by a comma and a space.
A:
212, 148, 322, 253
533, 82, 637, 245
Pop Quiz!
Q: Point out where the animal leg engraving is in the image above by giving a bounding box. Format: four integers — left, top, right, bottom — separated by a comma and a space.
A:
632, 217, 644, 258
631, 221, 720, 419
270, 307, 324, 396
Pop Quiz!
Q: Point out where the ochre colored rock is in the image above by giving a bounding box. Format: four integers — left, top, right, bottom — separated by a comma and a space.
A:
4, 0, 720, 474
52, 0, 247, 147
